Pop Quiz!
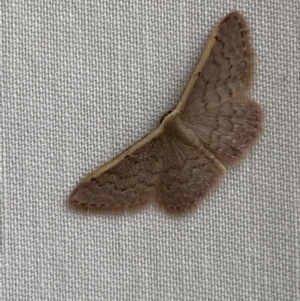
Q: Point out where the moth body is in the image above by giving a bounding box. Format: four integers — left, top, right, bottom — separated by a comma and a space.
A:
69, 11, 263, 213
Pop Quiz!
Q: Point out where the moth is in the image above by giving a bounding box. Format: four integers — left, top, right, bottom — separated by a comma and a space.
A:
69, 11, 263, 213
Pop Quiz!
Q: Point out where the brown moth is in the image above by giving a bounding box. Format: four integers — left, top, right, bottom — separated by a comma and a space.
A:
69, 11, 263, 213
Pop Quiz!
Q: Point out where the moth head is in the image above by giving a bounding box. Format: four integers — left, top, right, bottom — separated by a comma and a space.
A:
160, 108, 175, 124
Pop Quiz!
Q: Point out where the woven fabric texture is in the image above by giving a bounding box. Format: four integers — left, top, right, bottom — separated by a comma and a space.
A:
2, 1, 299, 300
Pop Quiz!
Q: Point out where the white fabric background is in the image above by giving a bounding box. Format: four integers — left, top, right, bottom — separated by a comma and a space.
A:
2, 1, 299, 300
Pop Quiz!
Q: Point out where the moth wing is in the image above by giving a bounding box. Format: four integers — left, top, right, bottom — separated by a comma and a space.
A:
158, 123, 225, 211
177, 12, 262, 163
69, 129, 163, 210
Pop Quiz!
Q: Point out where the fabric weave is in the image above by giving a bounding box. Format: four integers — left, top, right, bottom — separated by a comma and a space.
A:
2, 1, 299, 300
